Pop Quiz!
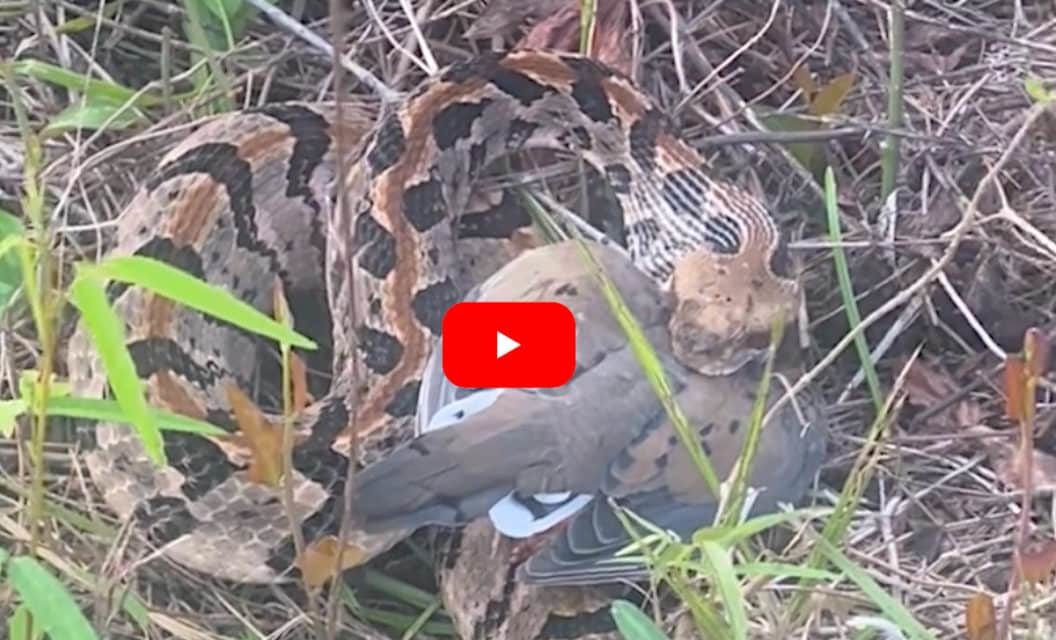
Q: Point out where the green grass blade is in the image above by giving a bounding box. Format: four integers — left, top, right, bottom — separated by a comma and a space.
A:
610, 600, 670, 640
0, 398, 27, 437
698, 542, 748, 638
44, 99, 145, 134
11, 60, 158, 107
824, 167, 883, 411
570, 237, 720, 494
718, 318, 783, 527
731, 562, 837, 582
3, 554, 99, 640
8, 603, 45, 640
90, 255, 316, 349
693, 508, 822, 546
47, 396, 225, 436
814, 537, 934, 640
68, 271, 164, 465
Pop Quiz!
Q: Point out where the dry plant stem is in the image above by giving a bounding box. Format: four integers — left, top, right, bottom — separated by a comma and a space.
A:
241, 0, 399, 102
768, 100, 1055, 424
5, 61, 57, 640
327, 0, 359, 636
361, 0, 436, 76
674, 0, 782, 115
4, 68, 52, 559
396, 0, 437, 73
391, 0, 437, 85
1000, 340, 1042, 640
879, 0, 904, 203
999, 404, 1033, 640
276, 324, 321, 629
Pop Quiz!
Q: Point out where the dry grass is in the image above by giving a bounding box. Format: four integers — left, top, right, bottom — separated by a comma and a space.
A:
2, 0, 1056, 638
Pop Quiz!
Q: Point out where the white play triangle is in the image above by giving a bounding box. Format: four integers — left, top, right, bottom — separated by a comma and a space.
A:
496, 331, 520, 359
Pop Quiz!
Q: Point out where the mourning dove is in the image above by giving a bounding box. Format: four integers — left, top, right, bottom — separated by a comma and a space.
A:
350, 239, 826, 585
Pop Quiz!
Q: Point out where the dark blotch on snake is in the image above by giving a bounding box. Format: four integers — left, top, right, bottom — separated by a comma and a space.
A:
357, 325, 405, 375
164, 434, 237, 501
402, 179, 447, 232
127, 337, 230, 392
367, 111, 406, 175
629, 108, 668, 173
385, 379, 421, 418
433, 100, 490, 150
136, 496, 199, 546
258, 104, 332, 267
108, 236, 205, 304
490, 68, 550, 106
353, 212, 397, 278
455, 194, 532, 239
411, 277, 461, 335
565, 58, 614, 123
145, 142, 284, 280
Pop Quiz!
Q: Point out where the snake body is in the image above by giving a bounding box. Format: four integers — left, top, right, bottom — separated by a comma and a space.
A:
68, 50, 796, 585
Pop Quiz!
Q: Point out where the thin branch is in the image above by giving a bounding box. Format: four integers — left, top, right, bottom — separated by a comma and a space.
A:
242, 0, 399, 102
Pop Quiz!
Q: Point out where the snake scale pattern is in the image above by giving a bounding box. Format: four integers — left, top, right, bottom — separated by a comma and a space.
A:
67, 50, 796, 597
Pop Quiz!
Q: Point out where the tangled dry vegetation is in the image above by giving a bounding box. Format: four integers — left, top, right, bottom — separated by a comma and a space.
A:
2, 0, 1056, 638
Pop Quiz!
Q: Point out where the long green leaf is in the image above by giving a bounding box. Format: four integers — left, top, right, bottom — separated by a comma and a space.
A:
12, 60, 158, 107
44, 100, 145, 134
571, 236, 720, 495
815, 537, 934, 640
48, 396, 225, 436
825, 167, 883, 411
68, 271, 164, 464
4, 554, 99, 640
699, 542, 748, 639
90, 255, 316, 349
610, 600, 670, 640
8, 603, 45, 640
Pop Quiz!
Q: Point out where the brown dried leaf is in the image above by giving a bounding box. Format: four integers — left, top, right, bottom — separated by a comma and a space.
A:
905, 360, 957, 405
965, 592, 996, 640
904, 360, 982, 430
226, 384, 285, 487
272, 276, 293, 330
1004, 356, 1027, 422
1019, 540, 1056, 584
289, 351, 313, 412
515, 0, 632, 75
295, 536, 369, 588
1024, 328, 1051, 378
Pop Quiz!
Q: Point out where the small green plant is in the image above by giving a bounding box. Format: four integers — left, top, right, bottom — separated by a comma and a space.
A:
0, 59, 316, 636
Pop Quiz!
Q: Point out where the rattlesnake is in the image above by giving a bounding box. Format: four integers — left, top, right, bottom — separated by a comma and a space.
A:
67, 50, 797, 593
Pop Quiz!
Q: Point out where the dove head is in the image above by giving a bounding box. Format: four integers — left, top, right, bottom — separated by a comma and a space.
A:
667, 237, 798, 375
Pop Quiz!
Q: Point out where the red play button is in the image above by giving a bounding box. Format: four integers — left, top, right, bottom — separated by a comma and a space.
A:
441, 302, 576, 388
